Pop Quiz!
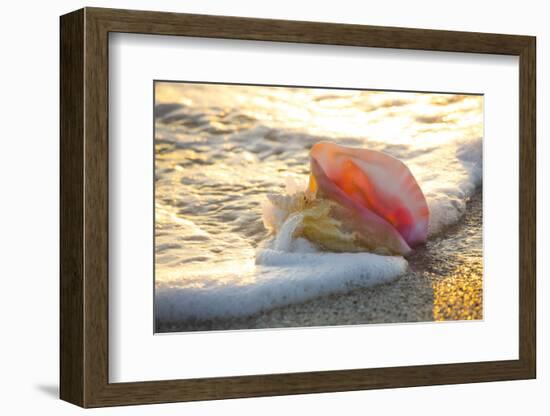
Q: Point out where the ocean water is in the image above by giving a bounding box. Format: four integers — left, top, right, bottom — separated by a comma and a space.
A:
154, 82, 483, 324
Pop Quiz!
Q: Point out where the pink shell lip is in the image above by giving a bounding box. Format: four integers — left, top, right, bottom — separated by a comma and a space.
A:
310, 158, 412, 255
309, 141, 429, 254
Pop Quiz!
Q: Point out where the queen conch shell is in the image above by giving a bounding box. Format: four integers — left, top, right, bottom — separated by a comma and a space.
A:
305, 141, 429, 255
262, 142, 429, 256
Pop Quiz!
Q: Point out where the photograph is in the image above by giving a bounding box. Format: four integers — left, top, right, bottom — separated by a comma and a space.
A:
153, 81, 484, 333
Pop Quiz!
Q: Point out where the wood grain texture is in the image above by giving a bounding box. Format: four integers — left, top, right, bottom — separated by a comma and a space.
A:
59, 7, 537, 408
59, 8, 84, 407
83, 10, 110, 406
518, 38, 536, 376
89, 7, 532, 54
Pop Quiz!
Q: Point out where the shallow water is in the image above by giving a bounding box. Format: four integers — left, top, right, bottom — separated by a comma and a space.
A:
157, 192, 482, 332
154, 82, 483, 324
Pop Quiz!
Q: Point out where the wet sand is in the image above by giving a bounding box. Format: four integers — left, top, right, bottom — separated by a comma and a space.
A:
156, 191, 482, 332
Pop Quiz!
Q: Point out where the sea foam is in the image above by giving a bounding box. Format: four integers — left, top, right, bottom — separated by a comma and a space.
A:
156, 211, 408, 321
156, 245, 407, 321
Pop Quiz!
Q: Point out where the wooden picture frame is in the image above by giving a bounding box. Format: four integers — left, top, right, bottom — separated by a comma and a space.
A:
60, 7, 536, 408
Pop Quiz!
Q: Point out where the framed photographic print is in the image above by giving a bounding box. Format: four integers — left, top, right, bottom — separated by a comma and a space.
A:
60, 7, 536, 408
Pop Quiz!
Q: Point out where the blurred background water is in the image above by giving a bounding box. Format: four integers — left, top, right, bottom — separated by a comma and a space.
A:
154, 82, 483, 325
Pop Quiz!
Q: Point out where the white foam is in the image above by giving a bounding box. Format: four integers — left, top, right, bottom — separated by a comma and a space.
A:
156, 245, 407, 321
156, 209, 407, 321
414, 136, 483, 236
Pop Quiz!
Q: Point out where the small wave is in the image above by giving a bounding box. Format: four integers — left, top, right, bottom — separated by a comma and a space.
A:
156, 246, 407, 321
156, 210, 408, 321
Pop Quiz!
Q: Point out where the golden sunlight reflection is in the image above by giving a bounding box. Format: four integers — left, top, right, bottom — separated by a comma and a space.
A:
432, 261, 483, 321
155, 83, 483, 147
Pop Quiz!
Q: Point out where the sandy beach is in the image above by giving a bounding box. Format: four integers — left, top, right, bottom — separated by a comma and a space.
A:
156, 190, 482, 332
